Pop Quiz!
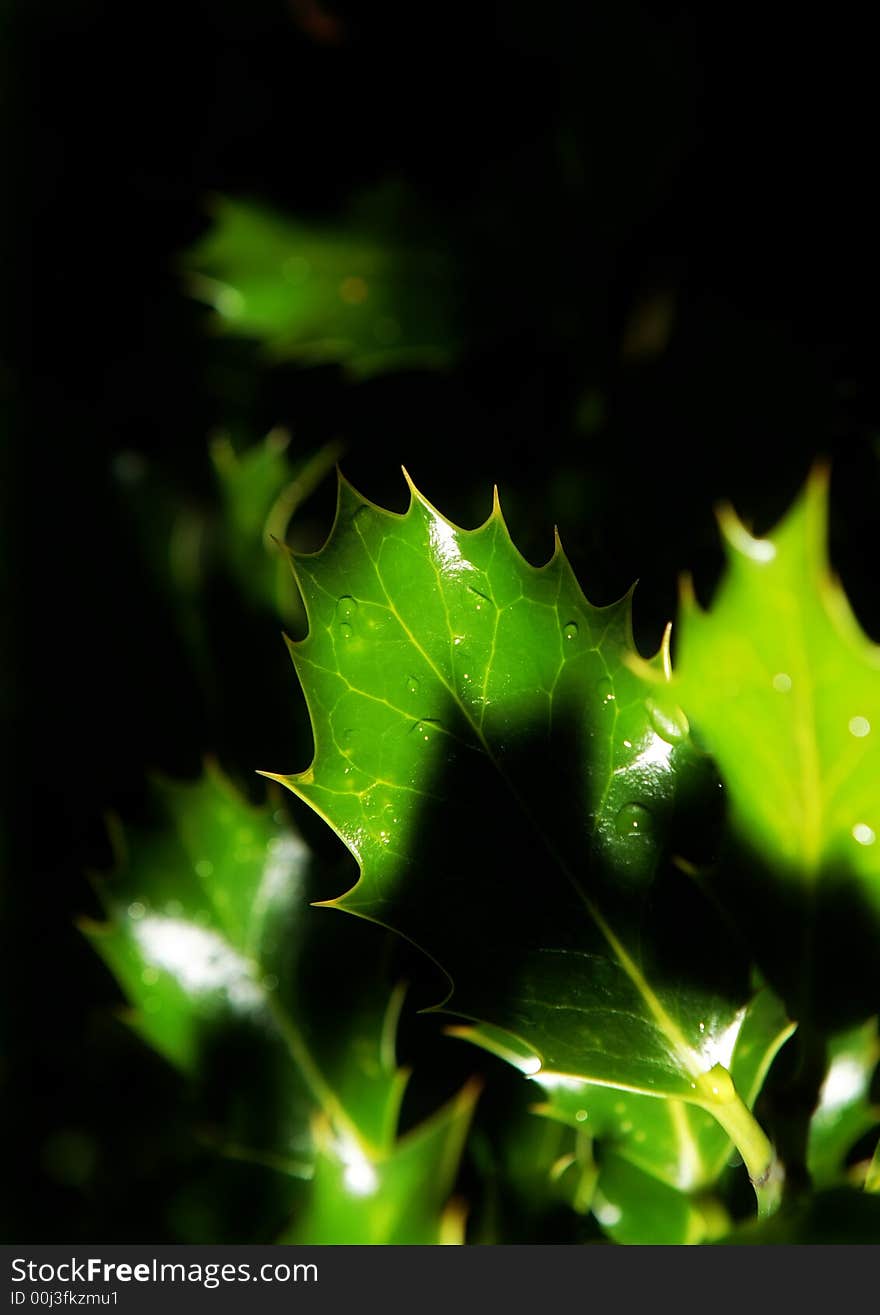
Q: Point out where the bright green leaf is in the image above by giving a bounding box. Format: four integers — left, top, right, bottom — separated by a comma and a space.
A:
673, 470, 880, 1024
271, 474, 781, 1208
526, 986, 793, 1194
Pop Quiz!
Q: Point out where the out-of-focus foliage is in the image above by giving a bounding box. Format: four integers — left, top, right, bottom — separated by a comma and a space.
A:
185, 186, 461, 377
806, 1019, 879, 1189
672, 471, 880, 1029
83, 768, 476, 1243
118, 429, 339, 637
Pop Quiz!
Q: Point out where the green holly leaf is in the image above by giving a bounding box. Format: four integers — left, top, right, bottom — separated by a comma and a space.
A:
83, 766, 476, 1241
807, 1018, 879, 1188
283, 1082, 478, 1245
587, 1151, 731, 1245
185, 186, 460, 377
270, 474, 781, 1209
673, 470, 880, 1025
525, 986, 792, 1193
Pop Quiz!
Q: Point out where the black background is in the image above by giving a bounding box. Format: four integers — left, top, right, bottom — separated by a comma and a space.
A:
6, 0, 879, 1241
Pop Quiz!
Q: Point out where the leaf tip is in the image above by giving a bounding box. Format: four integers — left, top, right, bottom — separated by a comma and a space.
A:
716, 500, 777, 565
660, 620, 674, 680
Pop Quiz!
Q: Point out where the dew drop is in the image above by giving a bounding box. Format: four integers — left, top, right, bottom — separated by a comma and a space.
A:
335, 595, 359, 624
698, 1021, 706, 1033
647, 699, 687, 743
406, 674, 421, 696
338, 622, 354, 640
410, 719, 442, 743
597, 677, 616, 706
852, 822, 876, 847
127, 901, 146, 921
563, 621, 579, 642
383, 804, 399, 825
849, 715, 871, 738
353, 505, 371, 530
614, 803, 653, 839
453, 635, 464, 646
772, 672, 792, 693
575, 1109, 588, 1123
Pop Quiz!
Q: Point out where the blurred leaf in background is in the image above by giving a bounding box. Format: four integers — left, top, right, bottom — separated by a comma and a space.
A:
83, 766, 477, 1243
806, 1018, 879, 1189
185, 184, 462, 378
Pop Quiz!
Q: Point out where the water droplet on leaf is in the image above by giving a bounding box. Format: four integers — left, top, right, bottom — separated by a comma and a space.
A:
852, 822, 876, 846
772, 672, 792, 693
614, 803, 653, 838
563, 621, 579, 641
849, 715, 871, 738
647, 699, 687, 743
597, 677, 615, 705
406, 675, 421, 696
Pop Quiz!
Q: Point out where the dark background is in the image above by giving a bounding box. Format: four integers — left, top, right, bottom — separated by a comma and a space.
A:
5, 0, 879, 1240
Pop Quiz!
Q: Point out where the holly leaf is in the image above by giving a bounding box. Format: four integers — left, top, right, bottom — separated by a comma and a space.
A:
83, 766, 476, 1241
270, 474, 780, 1203
523, 985, 792, 1193
283, 1082, 478, 1245
673, 470, 880, 1025
185, 186, 460, 377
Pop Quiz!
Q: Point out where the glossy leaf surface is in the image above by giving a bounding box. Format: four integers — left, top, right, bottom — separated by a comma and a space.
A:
84, 768, 475, 1241
272, 476, 772, 1159
528, 986, 793, 1192
186, 188, 459, 377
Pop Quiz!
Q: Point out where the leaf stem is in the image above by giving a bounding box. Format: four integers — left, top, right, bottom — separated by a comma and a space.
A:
696, 1072, 782, 1219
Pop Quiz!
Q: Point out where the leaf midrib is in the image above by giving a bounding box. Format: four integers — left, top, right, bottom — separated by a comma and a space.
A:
354, 511, 705, 1081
